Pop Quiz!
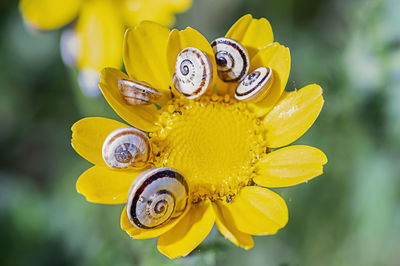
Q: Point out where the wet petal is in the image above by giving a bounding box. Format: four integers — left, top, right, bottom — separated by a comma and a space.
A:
213, 202, 254, 249
76, 166, 140, 204
20, 0, 81, 30
226, 14, 274, 59
255, 145, 328, 187
120, 206, 184, 239
167, 27, 216, 94
76, 0, 124, 71
124, 21, 172, 96
224, 186, 288, 235
247, 43, 291, 117
157, 199, 215, 259
99, 68, 160, 132
71, 117, 129, 166
264, 84, 324, 148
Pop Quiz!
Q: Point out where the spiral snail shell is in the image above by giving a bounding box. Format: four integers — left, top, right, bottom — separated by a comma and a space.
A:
127, 167, 189, 229
118, 79, 161, 105
211, 37, 249, 82
235, 67, 274, 102
102, 127, 151, 169
173, 47, 213, 99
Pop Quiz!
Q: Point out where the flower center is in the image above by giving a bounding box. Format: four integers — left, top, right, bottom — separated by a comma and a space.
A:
150, 95, 266, 202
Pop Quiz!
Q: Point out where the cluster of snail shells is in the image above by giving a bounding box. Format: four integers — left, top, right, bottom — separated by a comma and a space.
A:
118, 79, 161, 105
211, 37, 274, 102
127, 167, 189, 228
102, 128, 190, 229
171, 37, 274, 102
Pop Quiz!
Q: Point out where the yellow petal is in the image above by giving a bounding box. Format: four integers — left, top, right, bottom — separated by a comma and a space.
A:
247, 43, 291, 117
212, 202, 254, 249
254, 145, 328, 187
167, 27, 216, 94
76, 0, 124, 71
122, 0, 192, 27
20, 0, 81, 30
163, 0, 193, 11
224, 186, 288, 236
157, 199, 215, 259
99, 68, 160, 132
123, 21, 172, 96
264, 84, 324, 148
71, 117, 129, 166
76, 166, 140, 204
120, 206, 185, 239
226, 14, 274, 59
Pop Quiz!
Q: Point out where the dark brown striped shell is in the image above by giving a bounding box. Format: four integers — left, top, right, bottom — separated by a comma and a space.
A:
235, 66, 273, 102
211, 37, 249, 82
102, 127, 151, 169
126, 167, 189, 228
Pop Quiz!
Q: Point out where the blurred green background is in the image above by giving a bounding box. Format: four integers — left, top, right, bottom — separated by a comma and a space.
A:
1, 0, 400, 265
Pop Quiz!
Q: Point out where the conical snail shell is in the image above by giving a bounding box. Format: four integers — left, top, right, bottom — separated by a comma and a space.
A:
102, 127, 151, 169
118, 79, 161, 105
173, 47, 213, 99
235, 67, 274, 102
211, 37, 249, 82
127, 167, 189, 229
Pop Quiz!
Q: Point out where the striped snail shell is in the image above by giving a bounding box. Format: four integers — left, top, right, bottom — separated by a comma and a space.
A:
102, 127, 151, 169
235, 67, 274, 102
118, 79, 161, 105
127, 167, 189, 229
173, 47, 213, 99
211, 37, 249, 82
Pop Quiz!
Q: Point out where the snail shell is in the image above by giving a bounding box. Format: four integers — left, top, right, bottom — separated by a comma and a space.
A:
235, 67, 274, 102
173, 47, 213, 99
102, 127, 151, 169
127, 167, 189, 229
211, 37, 249, 82
118, 79, 161, 105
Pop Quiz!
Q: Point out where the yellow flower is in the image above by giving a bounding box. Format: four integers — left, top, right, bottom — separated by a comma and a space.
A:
19, 0, 192, 94
71, 14, 327, 259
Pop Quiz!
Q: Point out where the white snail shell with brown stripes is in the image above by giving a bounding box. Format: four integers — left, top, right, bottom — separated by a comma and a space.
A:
173, 47, 213, 99
118, 79, 161, 105
211, 37, 249, 82
127, 167, 189, 229
235, 66, 274, 102
102, 127, 151, 169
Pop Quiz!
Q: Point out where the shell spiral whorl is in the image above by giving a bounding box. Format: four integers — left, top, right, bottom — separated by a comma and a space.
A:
118, 79, 161, 105
127, 167, 189, 229
211, 37, 249, 82
235, 66, 274, 102
102, 127, 151, 169
173, 47, 213, 99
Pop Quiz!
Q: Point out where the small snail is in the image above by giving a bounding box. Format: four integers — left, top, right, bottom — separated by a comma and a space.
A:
211, 37, 249, 82
173, 47, 213, 99
235, 66, 274, 102
118, 79, 161, 105
127, 167, 189, 229
102, 127, 151, 169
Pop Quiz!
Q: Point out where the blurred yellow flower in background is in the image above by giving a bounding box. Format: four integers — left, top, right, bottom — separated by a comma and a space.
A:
19, 0, 192, 95
71, 15, 327, 258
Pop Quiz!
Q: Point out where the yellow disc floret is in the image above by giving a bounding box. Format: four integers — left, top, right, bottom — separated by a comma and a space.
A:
150, 95, 267, 202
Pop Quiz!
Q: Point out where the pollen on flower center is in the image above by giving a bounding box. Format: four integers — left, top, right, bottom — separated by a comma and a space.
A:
150, 95, 267, 202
